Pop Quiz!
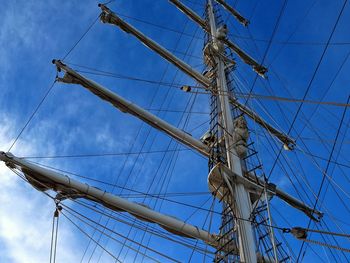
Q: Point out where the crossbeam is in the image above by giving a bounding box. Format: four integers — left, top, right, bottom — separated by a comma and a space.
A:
98, 4, 211, 88
169, 0, 208, 29
0, 151, 221, 248
53, 60, 210, 157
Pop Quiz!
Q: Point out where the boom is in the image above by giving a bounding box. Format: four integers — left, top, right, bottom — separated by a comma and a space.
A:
0, 151, 222, 249
53, 60, 210, 157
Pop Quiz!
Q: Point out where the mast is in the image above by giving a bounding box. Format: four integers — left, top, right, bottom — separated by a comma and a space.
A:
206, 0, 256, 261
0, 1, 330, 261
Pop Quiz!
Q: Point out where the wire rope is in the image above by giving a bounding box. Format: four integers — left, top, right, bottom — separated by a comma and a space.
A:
8, 80, 56, 151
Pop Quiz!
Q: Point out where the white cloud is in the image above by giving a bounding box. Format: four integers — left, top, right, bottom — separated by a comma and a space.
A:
0, 114, 80, 263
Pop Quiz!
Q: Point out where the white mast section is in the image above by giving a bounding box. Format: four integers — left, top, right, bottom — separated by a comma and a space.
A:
207, 0, 257, 261
52, 60, 210, 157
98, 4, 211, 89
168, 0, 267, 77
0, 151, 221, 249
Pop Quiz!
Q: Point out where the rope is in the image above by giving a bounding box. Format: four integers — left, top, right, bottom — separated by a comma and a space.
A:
102, 0, 115, 5
63, 207, 180, 263
62, 14, 100, 61
297, 95, 350, 261
302, 228, 350, 239
243, 0, 289, 105
301, 238, 350, 254
22, 148, 191, 159
116, 12, 203, 41
69, 200, 212, 254
238, 93, 350, 108
61, 212, 123, 263
8, 80, 56, 152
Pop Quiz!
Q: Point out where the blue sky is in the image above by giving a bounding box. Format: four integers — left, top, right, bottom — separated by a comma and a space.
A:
0, 0, 350, 262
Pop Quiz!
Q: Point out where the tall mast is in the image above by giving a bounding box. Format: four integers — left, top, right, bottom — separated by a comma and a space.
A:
206, 0, 257, 262
0, 1, 328, 261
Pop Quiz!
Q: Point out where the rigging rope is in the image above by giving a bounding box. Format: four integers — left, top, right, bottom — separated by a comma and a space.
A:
116, 12, 203, 41
83, 16, 205, 262
22, 148, 191, 159
243, 0, 289, 105
15, 161, 350, 260
299, 227, 350, 239
238, 93, 350, 108
115, 96, 196, 261
258, 7, 350, 252
288, 226, 350, 254
61, 212, 124, 263
62, 14, 100, 61
266, 0, 318, 67
297, 94, 350, 261
70, 200, 210, 252
131, 90, 205, 262
301, 238, 350, 254
8, 80, 56, 152
62, 208, 181, 263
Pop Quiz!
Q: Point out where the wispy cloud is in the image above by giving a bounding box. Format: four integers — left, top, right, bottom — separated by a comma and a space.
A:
0, 114, 81, 263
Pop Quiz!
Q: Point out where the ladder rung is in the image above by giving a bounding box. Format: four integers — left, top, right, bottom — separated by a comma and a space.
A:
256, 218, 268, 226
280, 256, 291, 262
259, 232, 269, 240
220, 219, 234, 229
265, 242, 282, 253
243, 150, 258, 160
246, 141, 255, 147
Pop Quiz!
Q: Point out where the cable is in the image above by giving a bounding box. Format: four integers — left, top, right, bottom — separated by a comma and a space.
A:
115, 95, 196, 260
70, 199, 212, 254
87, 14, 206, 262
136, 95, 204, 262
264, 0, 349, 208
238, 93, 350, 108
8, 80, 56, 152
22, 148, 190, 159
102, 0, 115, 5
114, 15, 207, 260
61, 212, 124, 263
244, 0, 289, 104
298, 227, 350, 239
63, 207, 180, 262
288, 0, 349, 136
296, 95, 350, 261
116, 12, 203, 41
266, 0, 318, 67
62, 14, 100, 60
227, 35, 350, 46
302, 238, 350, 254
